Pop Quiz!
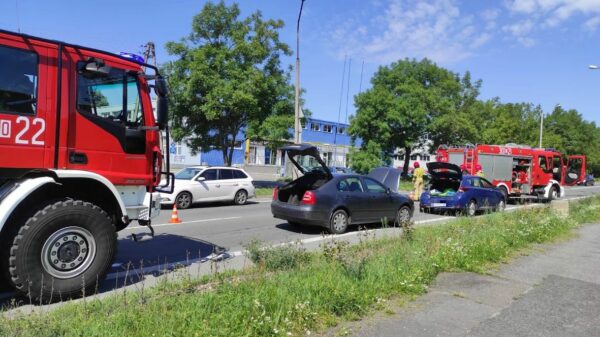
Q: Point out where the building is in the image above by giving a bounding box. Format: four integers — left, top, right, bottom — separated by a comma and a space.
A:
392, 140, 436, 171
168, 117, 360, 178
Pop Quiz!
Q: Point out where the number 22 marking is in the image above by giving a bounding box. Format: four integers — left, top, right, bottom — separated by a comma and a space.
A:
15, 117, 45, 145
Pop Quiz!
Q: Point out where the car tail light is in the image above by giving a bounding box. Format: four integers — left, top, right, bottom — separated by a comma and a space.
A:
458, 186, 469, 193
302, 191, 316, 205
272, 186, 279, 201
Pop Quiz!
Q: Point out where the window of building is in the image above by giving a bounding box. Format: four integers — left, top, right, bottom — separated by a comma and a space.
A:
233, 140, 243, 150
0, 46, 38, 115
323, 152, 333, 166
396, 154, 405, 161
422, 155, 431, 161
410, 154, 419, 160
337, 127, 345, 134
310, 123, 320, 131
323, 124, 333, 133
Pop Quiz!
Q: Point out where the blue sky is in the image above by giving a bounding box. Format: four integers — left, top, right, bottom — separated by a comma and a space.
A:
2, 0, 600, 125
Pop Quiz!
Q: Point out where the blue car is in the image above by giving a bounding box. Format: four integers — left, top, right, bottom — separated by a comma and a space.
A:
420, 162, 506, 216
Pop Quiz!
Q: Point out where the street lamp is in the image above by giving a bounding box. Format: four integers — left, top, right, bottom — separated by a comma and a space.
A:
294, 0, 306, 144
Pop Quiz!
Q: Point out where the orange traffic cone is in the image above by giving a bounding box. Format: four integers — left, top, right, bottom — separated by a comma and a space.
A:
169, 204, 182, 224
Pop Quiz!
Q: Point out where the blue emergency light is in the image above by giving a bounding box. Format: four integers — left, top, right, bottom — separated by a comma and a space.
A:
119, 52, 145, 64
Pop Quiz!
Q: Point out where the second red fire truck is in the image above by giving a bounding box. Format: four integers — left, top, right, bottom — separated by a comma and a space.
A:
436, 144, 587, 202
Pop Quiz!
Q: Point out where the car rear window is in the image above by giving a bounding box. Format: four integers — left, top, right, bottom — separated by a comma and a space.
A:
233, 170, 248, 179
338, 177, 363, 192
219, 169, 234, 180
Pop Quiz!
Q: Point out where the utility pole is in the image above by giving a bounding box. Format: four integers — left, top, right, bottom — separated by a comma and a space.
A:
294, 0, 306, 144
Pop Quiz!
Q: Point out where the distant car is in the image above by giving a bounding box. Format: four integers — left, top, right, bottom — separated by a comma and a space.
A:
329, 166, 354, 174
160, 166, 256, 209
420, 162, 506, 216
271, 144, 414, 234
580, 174, 595, 186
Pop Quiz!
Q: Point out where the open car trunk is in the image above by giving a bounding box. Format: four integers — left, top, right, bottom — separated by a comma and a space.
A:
277, 144, 333, 205
426, 162, 462, 195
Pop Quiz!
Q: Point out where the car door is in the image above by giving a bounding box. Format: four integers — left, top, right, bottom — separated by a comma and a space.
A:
195, 168, 221, 201
362, 177, 397, 223
480, 177, 501, 207
336, 177, 370, 223
469, 177, 490, 209
218, 169, 237, 199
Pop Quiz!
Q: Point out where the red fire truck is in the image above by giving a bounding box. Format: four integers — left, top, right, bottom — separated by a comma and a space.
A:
0, 30, 174, 301
436, 144, 586, 201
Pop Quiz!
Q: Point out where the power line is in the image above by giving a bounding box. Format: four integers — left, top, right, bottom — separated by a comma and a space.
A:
15, 0, 21, 33
358, 59, 365, 94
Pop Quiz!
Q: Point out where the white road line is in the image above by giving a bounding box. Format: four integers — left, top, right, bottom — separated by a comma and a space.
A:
122, 217, 242, 231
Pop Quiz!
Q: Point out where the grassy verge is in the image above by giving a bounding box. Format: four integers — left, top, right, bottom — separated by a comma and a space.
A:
398, 180, 414, 191
3, 197, 600, 337
255, 187, 274, 197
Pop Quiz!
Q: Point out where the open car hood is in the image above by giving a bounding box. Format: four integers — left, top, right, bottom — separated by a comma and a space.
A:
281, 144, 332, 178
368, 167, 402, 192
426, 162, 462, 180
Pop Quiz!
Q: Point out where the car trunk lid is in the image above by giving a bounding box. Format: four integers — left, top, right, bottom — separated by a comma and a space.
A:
281, 144, 333, 179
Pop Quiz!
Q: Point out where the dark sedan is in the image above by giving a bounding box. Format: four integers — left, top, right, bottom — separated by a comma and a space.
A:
271, 144, 414, 234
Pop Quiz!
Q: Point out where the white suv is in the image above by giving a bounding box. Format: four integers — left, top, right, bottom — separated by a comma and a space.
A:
160, 166, 256, 209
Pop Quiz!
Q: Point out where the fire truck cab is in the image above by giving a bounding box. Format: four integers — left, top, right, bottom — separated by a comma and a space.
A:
0, 30, 173, 302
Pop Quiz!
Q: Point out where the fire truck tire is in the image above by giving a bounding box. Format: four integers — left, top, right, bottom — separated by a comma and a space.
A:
9, 199, 117, 303
549, 186, 559, 201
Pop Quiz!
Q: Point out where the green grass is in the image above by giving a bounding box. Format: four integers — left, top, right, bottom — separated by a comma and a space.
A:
398, 180, 414, 191
255, 187, 274, 197
3, 197, 600, 337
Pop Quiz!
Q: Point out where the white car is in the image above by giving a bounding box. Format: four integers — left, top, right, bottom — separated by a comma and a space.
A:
160, 166, 256, 209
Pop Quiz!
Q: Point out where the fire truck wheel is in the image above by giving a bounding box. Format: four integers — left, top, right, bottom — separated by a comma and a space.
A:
466, 200, 477, 217
9, 199, 117, 303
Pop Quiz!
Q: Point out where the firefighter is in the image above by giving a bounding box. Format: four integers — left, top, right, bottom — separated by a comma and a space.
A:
412, 162, 425, 201
475, 164, 485, 177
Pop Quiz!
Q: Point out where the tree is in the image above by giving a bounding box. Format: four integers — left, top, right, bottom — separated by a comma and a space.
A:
349, 58, 471, 174
164, 1, 294, 166
349, 142, 383, 174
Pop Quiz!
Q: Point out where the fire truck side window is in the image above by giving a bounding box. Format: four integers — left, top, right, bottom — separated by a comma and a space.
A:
77, 63, 143, 127
0, 46, 38, 115
538, 156, 550, 173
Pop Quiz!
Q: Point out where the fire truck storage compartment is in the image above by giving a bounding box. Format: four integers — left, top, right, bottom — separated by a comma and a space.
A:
448, 152, 464, 166
477, 154, 513, 181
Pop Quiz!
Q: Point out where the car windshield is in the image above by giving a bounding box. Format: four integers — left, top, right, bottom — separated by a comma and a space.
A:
293, 154, 327, 174
175, 168, 203, 180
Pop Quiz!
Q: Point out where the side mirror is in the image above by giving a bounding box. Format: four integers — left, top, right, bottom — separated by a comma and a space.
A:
196, 177, 206, 182
154, 77, 169, 97
156, 96, 169, 130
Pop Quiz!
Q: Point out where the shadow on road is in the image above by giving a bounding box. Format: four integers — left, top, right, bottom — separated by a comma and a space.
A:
0, 233, 229, 309
161, 200, 260, 210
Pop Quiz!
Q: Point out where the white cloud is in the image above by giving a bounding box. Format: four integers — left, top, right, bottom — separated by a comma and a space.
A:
324, 0, 497, 65
507, 0, 600, 27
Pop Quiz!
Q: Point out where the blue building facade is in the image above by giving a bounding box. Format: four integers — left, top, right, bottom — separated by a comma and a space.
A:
169, 117, 360, 168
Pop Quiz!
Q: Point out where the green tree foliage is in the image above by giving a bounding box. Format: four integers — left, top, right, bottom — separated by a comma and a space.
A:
349, 58, 476, 173
348, 142, 383, 174
164, 1, 293, 166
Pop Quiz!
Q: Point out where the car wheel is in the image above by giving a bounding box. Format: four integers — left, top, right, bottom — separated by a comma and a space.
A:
549, 186, 559, 201
466, 200, 477, 217
329, 209, 349, 234
499, 186, 509, 203
496, 198, 506, 212
233, 190, 248, 205
395, 205, 412, 225
175, 192, 192, 209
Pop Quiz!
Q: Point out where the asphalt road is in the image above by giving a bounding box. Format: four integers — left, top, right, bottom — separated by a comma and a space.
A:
113, 185, 600, 273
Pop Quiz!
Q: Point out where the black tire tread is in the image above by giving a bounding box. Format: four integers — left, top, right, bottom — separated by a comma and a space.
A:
8, 199, 117, 301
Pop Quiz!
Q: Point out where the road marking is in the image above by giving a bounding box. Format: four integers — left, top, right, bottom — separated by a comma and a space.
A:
122, 217, 242, 231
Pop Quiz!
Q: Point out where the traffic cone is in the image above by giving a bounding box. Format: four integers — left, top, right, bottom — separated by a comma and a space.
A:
169, 204, 182, 224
